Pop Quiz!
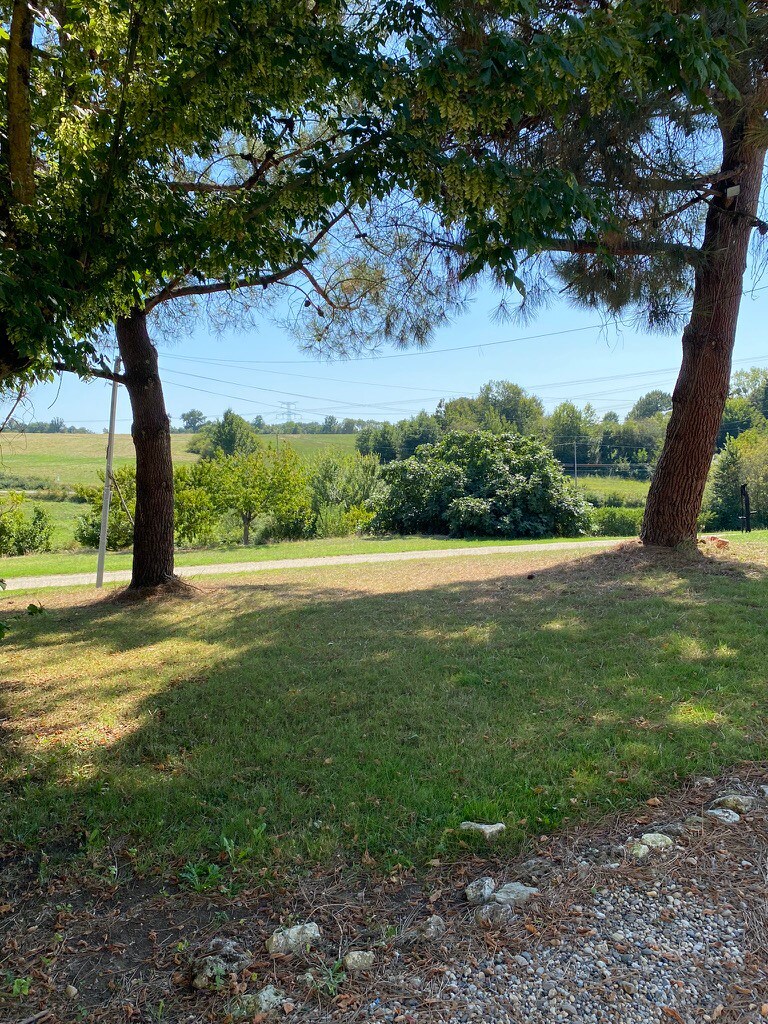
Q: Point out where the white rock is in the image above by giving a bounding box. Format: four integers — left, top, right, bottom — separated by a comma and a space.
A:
253, 985, 285, 1013
344, 950, 376, 972
641, 832, 674, 851
418, 914, 446, 940
266, 922, 322, 955
474, 902, 515, 928
705, 807, 741, 825
494, 881, 539, 907
711, 793, 755, 814
191, 938, 251, 989
65, 985, 78, 998
465, 876, 497, 905
231, 987, 286, 1019
627, 842, 650, 860
460, 821, 506, 840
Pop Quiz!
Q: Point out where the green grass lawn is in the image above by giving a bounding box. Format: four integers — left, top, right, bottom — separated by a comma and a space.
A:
39, 499, 87, 549
577, 474, 650, 504
0, 532, 611, 579
0, 431, 355, 489
1, 539, 767, 876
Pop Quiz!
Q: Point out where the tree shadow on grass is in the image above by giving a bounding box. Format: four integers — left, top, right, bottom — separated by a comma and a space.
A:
2, 543, 768, 868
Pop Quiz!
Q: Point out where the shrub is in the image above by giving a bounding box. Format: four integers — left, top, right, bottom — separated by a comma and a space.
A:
308, 452, 381, 514
173, 465, 219, 545
313, 502, 375, 538
0, 496, 53, 555
590, 506, 644, 536
74, 466, 136, 549
371, 431, 591, 539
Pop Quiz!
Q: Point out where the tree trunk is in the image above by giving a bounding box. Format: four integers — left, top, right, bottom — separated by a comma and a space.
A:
242, 516, 250, 546
0, 322, 32, 385
641, 113, 766, 547
116, 309, 176, 588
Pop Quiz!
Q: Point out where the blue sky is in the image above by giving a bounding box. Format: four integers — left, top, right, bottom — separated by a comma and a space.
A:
11, 277, 768, 432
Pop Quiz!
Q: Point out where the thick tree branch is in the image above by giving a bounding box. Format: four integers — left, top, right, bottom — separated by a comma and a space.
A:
53, 360, 127, 383
537, 236, 700, 263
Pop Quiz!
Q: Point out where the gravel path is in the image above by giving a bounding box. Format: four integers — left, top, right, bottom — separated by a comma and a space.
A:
2, 538, 616, 590
346, 771, 768, 1024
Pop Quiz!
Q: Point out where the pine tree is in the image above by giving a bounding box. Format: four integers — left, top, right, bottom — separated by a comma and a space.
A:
706, 438, 744, 531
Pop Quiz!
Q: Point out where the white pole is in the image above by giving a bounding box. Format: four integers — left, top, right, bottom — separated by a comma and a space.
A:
96, 357, 121, 589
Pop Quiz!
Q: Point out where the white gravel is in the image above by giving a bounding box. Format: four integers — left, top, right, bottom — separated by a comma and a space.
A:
350, 776, 768, 1024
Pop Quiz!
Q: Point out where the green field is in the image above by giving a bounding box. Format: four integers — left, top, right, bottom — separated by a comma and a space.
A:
2, 539, 767, 875
577, 474, 650, 504
0, 431, 356, 489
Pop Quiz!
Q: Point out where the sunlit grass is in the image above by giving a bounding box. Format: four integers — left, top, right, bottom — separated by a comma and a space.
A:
1, 540, 767, 876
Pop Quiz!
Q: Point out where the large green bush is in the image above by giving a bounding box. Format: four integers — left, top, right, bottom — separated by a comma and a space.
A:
370, 431, 590, 538
0, 494, 53, 556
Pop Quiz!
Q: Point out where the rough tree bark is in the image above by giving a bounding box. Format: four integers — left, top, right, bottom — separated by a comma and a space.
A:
641, 106, 767, 547
115, 308, 176, 589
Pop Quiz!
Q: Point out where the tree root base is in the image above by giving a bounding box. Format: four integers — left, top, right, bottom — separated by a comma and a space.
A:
112, 574, 198, 604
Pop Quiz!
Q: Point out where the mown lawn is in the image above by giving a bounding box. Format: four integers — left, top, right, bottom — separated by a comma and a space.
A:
577, 474, 650, 504
1, 540, 767, 876
0, 431, 355, 489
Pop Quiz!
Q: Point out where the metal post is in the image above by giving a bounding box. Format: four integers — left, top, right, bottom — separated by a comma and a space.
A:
96, 357, 121, 588
573, 440, 578, 485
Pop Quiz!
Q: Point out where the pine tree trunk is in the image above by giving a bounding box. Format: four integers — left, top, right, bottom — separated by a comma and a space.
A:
641, 115, 766, 547
116, 309, 176, 588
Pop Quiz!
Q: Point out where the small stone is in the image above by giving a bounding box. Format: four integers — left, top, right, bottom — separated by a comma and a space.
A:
474, 902, 515, 928
460, 821, 506, 840
231, 985, 286, 1018
418, 915, 446, 940
640, 832, 674, 851
684, 814, 705, 829
704, 807, 741, 825
696, 776, 716, 787
516, 856, 555, 881
711, 793, 755, 814
65, 984, 78, 998
191, 937, 251, 990
296, 971, 316, 987
396, 914, 446, 948
627, 842, 650, 860
494, 881, 539, 907
344, 950, 376, 972
465, 876, 497, 905
759, 785, 768, 798
266, 922, 322, 955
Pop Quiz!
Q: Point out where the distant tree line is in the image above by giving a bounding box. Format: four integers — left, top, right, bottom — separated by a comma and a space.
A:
5, 417, 92, 434
177, 409, 379, 436
181, 369, 768, 484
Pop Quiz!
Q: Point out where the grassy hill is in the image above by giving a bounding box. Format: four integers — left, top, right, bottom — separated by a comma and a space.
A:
0, 431, 357, 489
